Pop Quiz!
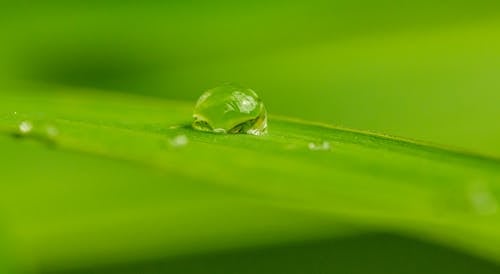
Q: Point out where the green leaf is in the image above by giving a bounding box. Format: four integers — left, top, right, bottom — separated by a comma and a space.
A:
1, 87, 499, 272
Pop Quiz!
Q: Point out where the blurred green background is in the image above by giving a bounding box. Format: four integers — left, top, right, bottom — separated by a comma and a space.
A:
2, 0, 500, 155
2, 1, 500, 273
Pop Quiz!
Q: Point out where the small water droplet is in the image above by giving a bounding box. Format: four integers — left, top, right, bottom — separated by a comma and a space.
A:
18, 121, 33, 134
468, 182, 498, 216
308, 141, 331, 151
169, 135, 189, 148
193, 83, 268, 136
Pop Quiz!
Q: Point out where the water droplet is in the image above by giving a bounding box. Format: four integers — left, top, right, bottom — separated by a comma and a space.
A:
308, 141, 331, 151
468, 182, 498, 216
18, 121, 33, 134
193, 83, 268, 136
169, 135, 189, 148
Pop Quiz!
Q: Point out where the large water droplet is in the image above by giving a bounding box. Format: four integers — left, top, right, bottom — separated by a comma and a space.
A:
193, 83, 268, 136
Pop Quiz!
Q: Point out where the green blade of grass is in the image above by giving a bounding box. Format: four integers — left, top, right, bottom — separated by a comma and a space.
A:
0, 86, 499, 272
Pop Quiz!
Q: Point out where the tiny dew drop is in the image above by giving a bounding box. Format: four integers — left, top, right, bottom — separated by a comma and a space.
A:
14, 119, 60, 145
308, 141, 331, 151
169, 135, 189, 148
193, 83, 268, 136
18, 121, 33, 134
